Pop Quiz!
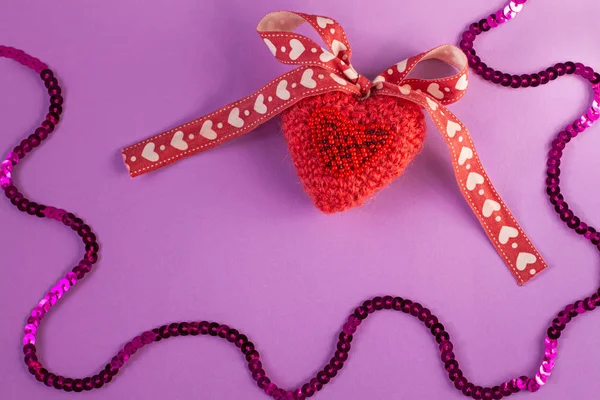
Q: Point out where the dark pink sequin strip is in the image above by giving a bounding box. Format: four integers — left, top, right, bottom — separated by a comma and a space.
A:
2, 1, 600, 398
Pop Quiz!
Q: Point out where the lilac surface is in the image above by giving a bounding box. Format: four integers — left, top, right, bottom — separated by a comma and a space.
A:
1, 0, 600, 399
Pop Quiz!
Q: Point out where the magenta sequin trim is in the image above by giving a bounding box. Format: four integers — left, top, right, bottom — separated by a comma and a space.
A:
2, 1, 600, 397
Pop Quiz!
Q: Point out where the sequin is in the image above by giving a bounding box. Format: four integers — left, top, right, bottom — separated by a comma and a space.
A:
495, 10, 507, 24
65, 271, 77, 286
23, 333, 36, 345
509, 1, 524, 12
503, 5, 517, 19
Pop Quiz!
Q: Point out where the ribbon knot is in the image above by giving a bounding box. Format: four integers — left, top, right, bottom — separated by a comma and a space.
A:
121, 11, 547, 285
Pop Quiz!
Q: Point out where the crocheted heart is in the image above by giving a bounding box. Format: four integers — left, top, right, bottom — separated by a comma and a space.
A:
281, 91, 426, 213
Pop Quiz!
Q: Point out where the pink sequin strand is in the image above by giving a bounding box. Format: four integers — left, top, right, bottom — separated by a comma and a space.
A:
2, 1, 600, 398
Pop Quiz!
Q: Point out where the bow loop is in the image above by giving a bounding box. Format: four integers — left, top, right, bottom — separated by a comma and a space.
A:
257, 12, 351, 67
373, 45, 470, 106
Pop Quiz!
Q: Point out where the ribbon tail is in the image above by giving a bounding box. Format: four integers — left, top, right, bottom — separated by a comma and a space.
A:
377, 86, 547, 285
121, 66, 359, 178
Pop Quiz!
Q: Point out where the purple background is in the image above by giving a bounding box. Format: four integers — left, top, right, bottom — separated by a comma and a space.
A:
1, 1, 600, 399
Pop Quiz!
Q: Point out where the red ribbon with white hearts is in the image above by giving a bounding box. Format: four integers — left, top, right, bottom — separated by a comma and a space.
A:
121, 11, 547, 285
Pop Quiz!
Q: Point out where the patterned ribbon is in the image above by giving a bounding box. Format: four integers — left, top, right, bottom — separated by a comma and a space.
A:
121, 11, 546, 285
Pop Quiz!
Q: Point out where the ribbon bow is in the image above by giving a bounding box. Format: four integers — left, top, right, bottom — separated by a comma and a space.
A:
121, 11, 546, 285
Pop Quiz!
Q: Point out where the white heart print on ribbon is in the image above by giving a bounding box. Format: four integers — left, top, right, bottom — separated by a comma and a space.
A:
425, 97, 438, 111
170, 131, 188, 151
482, 199, 501, 218
289, 38, 305, 61
455, 75, 468, 90
330, 73, 347, 86
300, 69, 317, 89
498, 226, 519, 245
331, 40, 347, 56
199, 120, 217, 140
466, 172, 484, 191
228, 108, 244, 128
316, 16, 334, 28
427, 83, 444, 100
319, 49, 336, 62
263, 38, 277, 56
254, 94, 267, 114
446, 120, 462, 138
396, 59, 407, 73
516, 252, 537, 271
458, 146, 473, 165
276, 80, 291, 100
373, 75, 385, 90
141, 142, 159, 162
399, 84, 411, 95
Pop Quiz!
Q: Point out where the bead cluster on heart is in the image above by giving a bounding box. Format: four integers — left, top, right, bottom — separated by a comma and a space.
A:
309, 108, 391, 178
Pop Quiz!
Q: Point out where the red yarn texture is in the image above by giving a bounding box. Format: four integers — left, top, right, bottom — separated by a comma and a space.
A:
281, 91, 426, 213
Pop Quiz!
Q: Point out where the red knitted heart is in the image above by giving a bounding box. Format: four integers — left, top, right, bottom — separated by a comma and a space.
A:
281, 91, 426, 213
